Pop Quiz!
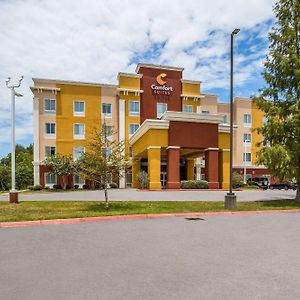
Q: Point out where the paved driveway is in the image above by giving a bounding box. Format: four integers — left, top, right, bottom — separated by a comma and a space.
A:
1, 212, 300, 300
0, 188, 296, 202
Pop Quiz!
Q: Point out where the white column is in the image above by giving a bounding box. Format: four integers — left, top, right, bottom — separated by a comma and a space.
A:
119, 99, 126, 188
33, 97, 40, 185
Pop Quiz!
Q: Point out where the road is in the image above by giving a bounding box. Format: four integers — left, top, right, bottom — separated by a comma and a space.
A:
0, 188, 296, 202
1, 212, 300, 300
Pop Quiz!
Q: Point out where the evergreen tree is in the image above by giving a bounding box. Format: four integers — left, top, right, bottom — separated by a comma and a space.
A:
255, 0, 300, 201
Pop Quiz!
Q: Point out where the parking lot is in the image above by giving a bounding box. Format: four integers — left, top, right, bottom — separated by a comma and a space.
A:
1, 212, 300, 300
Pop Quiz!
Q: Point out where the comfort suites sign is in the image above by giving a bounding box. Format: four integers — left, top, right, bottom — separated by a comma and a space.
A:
151, 73, 173, 95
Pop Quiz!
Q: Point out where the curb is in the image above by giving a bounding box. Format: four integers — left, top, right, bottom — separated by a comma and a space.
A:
1, 209, 300, 228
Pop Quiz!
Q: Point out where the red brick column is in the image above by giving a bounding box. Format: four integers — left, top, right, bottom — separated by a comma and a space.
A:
166, 146, 180, 189
205, 148, 219, 189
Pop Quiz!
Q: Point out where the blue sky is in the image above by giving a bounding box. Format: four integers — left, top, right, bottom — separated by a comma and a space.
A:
0, 0, 276, 158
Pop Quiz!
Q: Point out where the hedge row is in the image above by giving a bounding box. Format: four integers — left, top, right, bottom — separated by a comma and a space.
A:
180, 180, 209, 189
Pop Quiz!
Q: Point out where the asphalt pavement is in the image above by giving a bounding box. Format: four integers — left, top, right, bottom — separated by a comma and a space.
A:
1, 212, 300, 300
0, 188, 297, 202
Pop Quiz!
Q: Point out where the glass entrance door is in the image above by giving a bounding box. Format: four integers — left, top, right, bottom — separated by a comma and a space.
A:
161, 172, 167, 189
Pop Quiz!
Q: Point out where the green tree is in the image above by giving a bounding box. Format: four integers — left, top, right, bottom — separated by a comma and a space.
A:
44, 154, 75, 190
0, 144, 34, 190
254, 0, 300, 201
16, 152, 33, 189
0, 164, 10, 191
76, 126, 129, 209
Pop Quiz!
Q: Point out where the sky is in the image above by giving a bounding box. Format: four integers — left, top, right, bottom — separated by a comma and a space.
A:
0, 0, 276, 158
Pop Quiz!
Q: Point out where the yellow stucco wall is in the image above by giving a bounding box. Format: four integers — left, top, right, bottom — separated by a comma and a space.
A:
218, 132, 230, 188
251, 101, 264, 164
56, 84, 101, 156
132, 129, 168, 158
187, 159, 195, 180
182, 82, 200, 96
218, 132, 230, 149
182, 98, 200, 112
219, 150, 230, 189
118, 74, 141, 155
148, 147, 161, 189
119, 75, 140, 90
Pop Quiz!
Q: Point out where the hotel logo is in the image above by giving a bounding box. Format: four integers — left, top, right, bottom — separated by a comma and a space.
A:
151, 73, 173, 95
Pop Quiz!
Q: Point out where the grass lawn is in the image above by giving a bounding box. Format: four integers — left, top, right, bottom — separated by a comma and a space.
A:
0, 200, 300, 222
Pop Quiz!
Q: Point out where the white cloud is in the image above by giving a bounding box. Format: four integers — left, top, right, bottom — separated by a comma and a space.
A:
0, 0, 276, 155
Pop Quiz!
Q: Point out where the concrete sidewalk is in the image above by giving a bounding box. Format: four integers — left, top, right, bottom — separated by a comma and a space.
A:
0, 188, 296, 202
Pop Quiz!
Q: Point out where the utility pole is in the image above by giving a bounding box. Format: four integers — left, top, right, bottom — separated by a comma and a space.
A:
6, 76, 24, 203
225, 29, 240, 210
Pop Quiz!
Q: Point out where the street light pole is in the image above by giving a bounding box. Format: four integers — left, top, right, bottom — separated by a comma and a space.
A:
6, 76, 24, 203
225, 29, 240, 210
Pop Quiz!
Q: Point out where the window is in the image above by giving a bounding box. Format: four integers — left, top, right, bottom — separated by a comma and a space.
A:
45, 123, 56, 137
157, 103, 167, 118
45, 173, 56, 185
102, 103, 112, 118
244, 114, 252, 127
129, 101, 140, 116
74, 101, 85, 116
74, 175, 85, 186
74, 124, 85, 139
73, 146, 85, 160
183, 105, 193, 113
129, 124, 139, 136
102, 124, 113, 140
44, 99, 56, 114
222, 115, 228, 124
126, 172, 132, 187
103, 147, 112, 157
243, 153, 252, 164
45, 146, 56, 157
243, 133, 251, 143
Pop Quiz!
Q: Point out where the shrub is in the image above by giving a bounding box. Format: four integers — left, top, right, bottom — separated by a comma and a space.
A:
83, 184, 89, 189
44, 186, 50, 190
28, 184, 43, 191
232, 172, 243, 188
110, 182, 118, 188
66, 185, 71, 190
74, 185, 79, 189
53, 184, 62, 190
137, 171, 149, 189
180, 180, 209, 189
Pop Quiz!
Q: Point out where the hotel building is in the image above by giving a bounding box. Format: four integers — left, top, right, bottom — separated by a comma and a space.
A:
31, 63, 268, 189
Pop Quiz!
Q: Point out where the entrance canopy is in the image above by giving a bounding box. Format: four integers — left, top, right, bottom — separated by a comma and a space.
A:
129, 111, 231, 190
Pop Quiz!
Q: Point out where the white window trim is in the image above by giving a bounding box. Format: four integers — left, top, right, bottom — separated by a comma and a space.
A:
129, 124, 140, 137
45, 146, 56, 158
44, 123, 56, 139
129, 100, 140, 116
73, 124, 85, 140
73, 175, 85, 188
183, 105, 193, 113
243, 133, 252, 145
73, 146, 85, 161
243, 153, 252, 165
102, 103, 112, 118
44, 98, 56, 115
74, 100, 85, 117
157, 103, 168, 118
244, 114, 252, 128
45, 173, 57, 188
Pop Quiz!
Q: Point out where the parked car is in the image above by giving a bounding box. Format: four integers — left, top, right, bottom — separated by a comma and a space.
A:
247, 176, 269, 189
269, 181, 297, 190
